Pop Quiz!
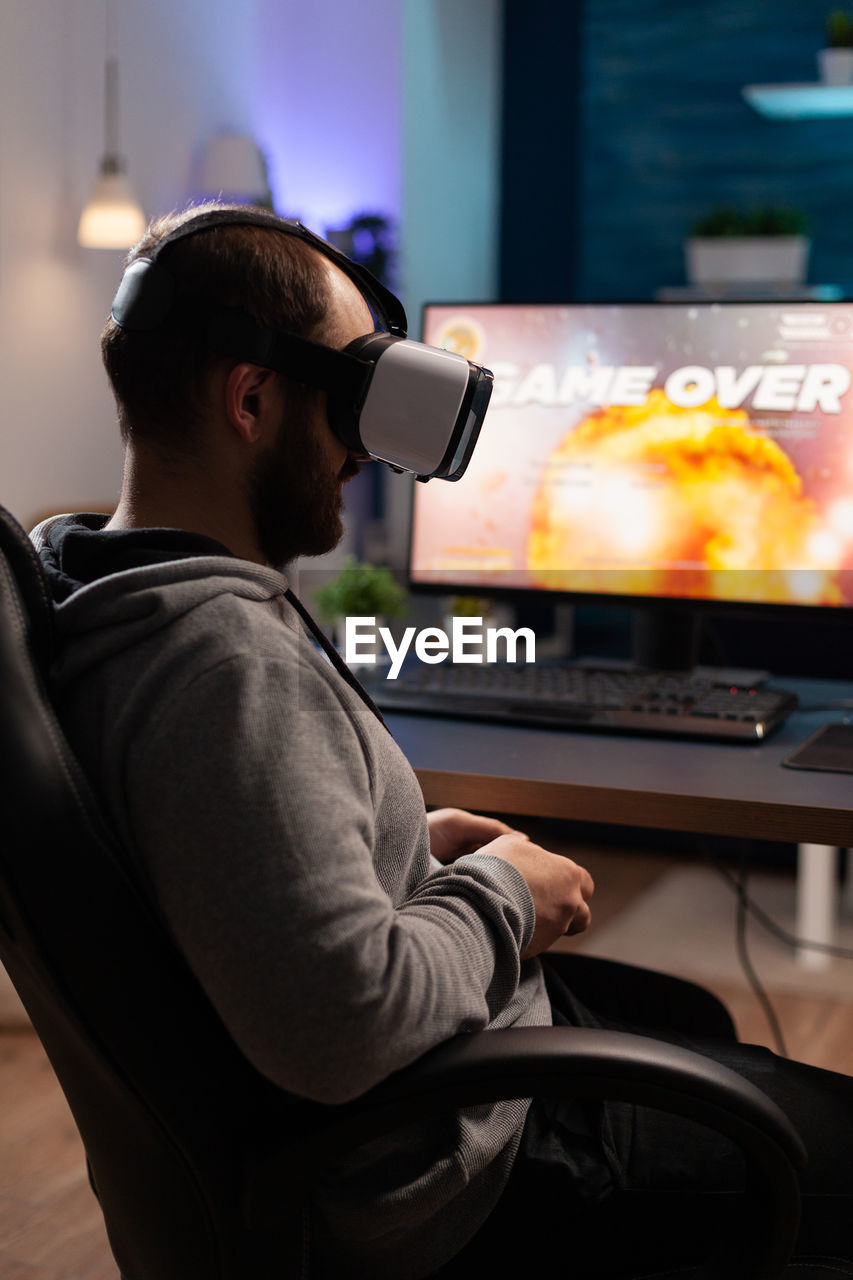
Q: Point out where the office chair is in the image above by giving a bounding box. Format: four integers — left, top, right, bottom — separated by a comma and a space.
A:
0, 497, 842, 1280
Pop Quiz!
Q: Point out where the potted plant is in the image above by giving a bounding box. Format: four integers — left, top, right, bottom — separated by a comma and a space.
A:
684, 206, 810, 286
818, 10, 853, 84
323, 212, 395, 286
446, 595, 491, 619
441, 594, 519, 649
313, 554, 408, 657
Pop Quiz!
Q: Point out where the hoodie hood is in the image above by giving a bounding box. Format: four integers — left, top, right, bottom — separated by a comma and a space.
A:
32, 514, 296, 689
35, 512, 239, 600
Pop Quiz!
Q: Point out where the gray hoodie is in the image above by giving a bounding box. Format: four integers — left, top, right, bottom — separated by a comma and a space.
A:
32, 517, 551, 1278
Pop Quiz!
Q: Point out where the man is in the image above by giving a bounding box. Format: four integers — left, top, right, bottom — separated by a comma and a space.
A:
34, 204, 853, 1277
33, 204, 597, 1276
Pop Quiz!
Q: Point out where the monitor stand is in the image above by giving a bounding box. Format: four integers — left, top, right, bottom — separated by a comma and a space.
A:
630, 604, 770, 686
632, 605, 699, 672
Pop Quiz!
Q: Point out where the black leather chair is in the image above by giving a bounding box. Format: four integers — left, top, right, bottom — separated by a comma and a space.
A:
0, 498, 842, 1279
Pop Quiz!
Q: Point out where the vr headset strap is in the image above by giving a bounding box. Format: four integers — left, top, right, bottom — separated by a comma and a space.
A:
206, 306, 373, 400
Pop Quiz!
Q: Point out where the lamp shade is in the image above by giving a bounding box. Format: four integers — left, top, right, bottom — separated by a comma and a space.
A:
78, 162, 146, 249
198, 133, 272, 205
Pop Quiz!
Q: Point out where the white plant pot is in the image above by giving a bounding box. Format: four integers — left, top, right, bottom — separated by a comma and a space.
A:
685, 236, 810, 286
817, 47, 853, 84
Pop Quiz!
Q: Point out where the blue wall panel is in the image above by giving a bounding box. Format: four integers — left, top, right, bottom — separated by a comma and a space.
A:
500, 0, 583, 300
578, 0, 853, 299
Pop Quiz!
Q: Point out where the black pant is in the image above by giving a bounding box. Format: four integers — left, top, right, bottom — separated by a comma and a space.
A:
439, 953, 853, 1275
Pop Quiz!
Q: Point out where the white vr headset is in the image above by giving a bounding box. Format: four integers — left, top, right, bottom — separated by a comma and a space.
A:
110, 208, 493, 482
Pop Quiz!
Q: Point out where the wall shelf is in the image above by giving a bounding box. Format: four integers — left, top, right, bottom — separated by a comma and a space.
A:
743, 83, 853, 119
656, 284, 844, 302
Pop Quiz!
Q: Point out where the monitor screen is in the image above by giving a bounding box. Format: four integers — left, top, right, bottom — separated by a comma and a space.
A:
410, 301, 853, 611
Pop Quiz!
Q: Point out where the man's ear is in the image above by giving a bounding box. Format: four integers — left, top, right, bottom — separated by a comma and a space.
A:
224, 363, 280, 445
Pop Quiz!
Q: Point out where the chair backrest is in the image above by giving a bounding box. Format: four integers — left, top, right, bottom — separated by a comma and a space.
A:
5, 504, 851, 1280
0, 504, 304, 1279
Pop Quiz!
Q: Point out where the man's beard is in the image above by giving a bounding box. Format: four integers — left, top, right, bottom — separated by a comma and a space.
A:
247, 405, 360, 568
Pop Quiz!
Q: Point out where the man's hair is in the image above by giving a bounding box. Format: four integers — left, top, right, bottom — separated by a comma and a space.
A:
101, 203, 332, 448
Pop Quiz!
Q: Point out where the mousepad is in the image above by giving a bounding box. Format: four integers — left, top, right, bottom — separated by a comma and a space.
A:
782, 722, 853, 774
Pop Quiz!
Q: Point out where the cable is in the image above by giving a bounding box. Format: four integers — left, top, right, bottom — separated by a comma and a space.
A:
729, 861, 788, 1058
715, 861, 853, 961
714, 856, 853, 1058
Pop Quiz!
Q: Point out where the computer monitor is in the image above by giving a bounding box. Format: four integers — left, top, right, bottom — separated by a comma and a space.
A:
410, 300, 853, 670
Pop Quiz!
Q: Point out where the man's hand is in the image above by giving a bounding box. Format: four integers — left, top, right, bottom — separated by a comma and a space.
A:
427, 807, 522, 864
479, 832, 595, 958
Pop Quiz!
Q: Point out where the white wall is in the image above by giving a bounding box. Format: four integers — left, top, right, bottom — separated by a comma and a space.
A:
380, 0, 505, 564
0, 0, 503, 549
256, 0, 503, 320
400, 0, 504, 328
0, 0, 260, 529
254, 0, 404, 572
255, 0, 402, 234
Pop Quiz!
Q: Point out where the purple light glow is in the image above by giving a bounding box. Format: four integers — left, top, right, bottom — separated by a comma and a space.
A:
254, 0, 402, 232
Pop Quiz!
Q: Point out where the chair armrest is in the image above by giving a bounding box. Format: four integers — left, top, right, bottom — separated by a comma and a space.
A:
247, 1026, 805, 1277
284, 1026, 805, 1166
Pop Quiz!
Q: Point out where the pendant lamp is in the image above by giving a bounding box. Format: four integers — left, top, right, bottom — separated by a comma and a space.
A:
78, 4, 145, 249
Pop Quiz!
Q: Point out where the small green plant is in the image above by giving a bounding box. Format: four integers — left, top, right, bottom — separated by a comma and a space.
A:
448, 595, 492, 618
313, 555, 407, 621
690, 206, 809, 238
827, 9, 853, 47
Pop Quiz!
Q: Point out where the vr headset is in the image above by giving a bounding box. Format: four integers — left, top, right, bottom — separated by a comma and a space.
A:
109, 207, 493, 482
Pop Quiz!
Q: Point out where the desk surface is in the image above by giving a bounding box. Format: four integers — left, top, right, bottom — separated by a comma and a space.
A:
388, 678, 853, 848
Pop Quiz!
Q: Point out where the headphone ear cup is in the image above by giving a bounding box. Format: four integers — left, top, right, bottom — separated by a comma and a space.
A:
110, 258, 176, 331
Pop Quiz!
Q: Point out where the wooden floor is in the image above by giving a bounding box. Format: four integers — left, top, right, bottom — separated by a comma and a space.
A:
2, 841, 852, 1278
0, 1032, 117, 1279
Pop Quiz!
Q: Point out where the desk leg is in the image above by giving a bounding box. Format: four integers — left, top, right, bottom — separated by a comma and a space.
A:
795, 843, 839, 971
843, 850, 853, 916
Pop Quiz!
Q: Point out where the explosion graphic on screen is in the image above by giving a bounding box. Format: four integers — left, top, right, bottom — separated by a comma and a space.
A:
526, 390, 844, 604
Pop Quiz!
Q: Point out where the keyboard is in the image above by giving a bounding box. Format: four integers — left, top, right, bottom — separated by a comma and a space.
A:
362, 663, 798, 742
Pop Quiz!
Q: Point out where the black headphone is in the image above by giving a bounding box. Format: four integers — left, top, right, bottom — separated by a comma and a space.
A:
110, 205, 407, 335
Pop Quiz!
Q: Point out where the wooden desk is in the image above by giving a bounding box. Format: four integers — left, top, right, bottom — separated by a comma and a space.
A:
387, 677, 853, 969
